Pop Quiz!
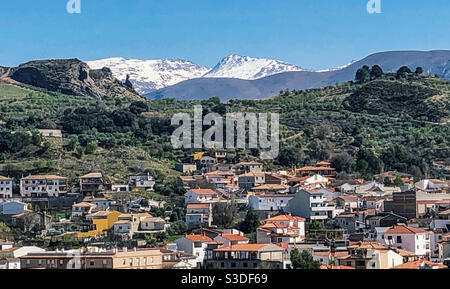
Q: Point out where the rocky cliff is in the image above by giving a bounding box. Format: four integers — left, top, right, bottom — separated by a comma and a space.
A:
9, 59, 142, 100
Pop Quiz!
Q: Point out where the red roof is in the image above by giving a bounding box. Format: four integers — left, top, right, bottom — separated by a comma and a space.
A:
190, 189, 218, 196
213, 244, 269, 252
392, 260, 447, 269
320, 265, 354, 270
220, 234, 249, 241
186, 203, 211, 209
266, 214, 306, 222
385, 225, 428, 235
184, 234, 212, 242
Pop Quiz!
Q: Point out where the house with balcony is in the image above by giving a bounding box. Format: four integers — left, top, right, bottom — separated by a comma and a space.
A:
71, 202, 97, 219
174, 234, 214, 268
338, 241, 404, 269
287, 189, 336, 221
248, 194, 294, 212
238, 172, 266, 191
20, 175, 67, 198
206, 243, 288, 269
296, 161, 337, 178
128, 173, 155, 191
382, 224, 432, 257
80, 173, 104, 196
186, 203, 213, 229
77, 211, 121, 238
235, 161, 263, 174
0, 176, 13, 199
257, 214, 305, 244
184, 189, 219, 205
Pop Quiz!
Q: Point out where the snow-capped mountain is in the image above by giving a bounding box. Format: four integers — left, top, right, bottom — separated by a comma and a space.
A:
86, 57, 209, 95
203, 54, 306, 79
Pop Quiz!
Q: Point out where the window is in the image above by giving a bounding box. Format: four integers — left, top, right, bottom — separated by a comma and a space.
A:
90, 260, 95, 266
253, 263, 258, 268
396, 236, 402, 243
243, 262, 248, 268
231, 262, 236, 268
221, 262, 225, 268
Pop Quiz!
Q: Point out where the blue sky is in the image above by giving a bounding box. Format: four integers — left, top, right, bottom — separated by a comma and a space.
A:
0, 0, 449, 69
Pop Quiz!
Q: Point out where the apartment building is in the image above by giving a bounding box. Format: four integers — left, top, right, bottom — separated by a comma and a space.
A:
186, 203, 213, 229
0, 176, 13, 198
19, 248, 163, 269
206, 243, 288, 269
288, 189, 335, 220
20, 175, 67, 198
80, 173, 104, 196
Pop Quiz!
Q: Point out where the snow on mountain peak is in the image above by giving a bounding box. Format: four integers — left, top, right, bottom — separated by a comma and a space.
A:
86, 57, 209, 95
203, 54, 306, 80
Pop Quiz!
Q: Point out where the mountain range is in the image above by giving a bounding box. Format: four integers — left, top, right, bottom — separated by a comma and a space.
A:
147, 50, 450, 101
86, 50, 450, 101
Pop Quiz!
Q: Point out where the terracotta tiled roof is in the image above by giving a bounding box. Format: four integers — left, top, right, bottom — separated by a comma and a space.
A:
236, 161, 262, 166
21, 175, 67, 180
72, 202, 96, 208
187, 203, 211, 209
385, 225, 428, 235
220, 234, 249, 241
296, 166, 335, 172
251, 184, 290, 191
266, 214, 306, 222
392, 260, 447, 269
320, 265, 354, 270
238, 172, 266, 177
213, 244, 268, 252
337, 195, 358, 202
190, 189, 218, 196
80, 173, 102, 178
184, 234, 212, 242
347, 241, 385, 250
0, 176, 12, 181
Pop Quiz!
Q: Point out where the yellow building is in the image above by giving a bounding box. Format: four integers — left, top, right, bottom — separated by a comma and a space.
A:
193, 152, 205, 161
77, 211, 121, 238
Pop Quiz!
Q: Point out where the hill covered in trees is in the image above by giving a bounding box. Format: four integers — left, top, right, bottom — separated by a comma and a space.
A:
0, 66, 449, 188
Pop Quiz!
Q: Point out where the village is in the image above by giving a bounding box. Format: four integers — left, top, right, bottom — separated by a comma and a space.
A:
0, 150, 449, 270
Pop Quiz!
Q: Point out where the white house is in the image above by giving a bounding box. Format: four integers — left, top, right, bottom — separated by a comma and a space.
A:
20, 175, 68, 198
383, 225, 431, 257
287, 189, 335, 220
71, 202, 97, 218
248, 194, 294, 212
0, 245, 45, 269
184, 189, 219, 205
129, 174, 155, 190
174, 234, 213, 268
257, 214, 306, 244
0, 176, 13, 198
111, 184, 129, 192
186, 203, 213, 229
140, 217, 166, 231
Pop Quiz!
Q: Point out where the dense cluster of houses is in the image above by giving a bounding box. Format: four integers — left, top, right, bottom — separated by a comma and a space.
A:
1, 152, 450, 270
173, 155, 450, 269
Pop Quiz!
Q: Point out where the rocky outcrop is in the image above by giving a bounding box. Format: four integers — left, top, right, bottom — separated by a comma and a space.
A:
9, 59, 142, 100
